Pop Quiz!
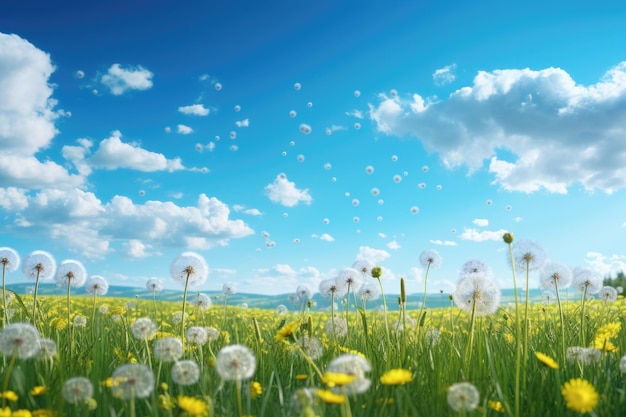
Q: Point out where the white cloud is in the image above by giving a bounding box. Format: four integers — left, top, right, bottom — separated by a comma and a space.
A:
233, 205, 262, 216
100, 63, 153, 95
0, 33, 84, 190
235, 119, 249, 127
429, 239, 457, 246
473, 218, 489, 227
123, 239, 151, 259
264, 173, 312, 207
87, 131, 185, 172
247, 264, 324, 295
356, 246, 390, 263
0, 187, 28, 210
370, 62, 626, 194
319, 233, 334, 242
177, 124, 193, 134
584, 251, 626, 277
387, 240, 401, 250
459, 228, 509, 242
432, 64, 457, 86
345, 109, 364, 119
4, 190, 254, 258
178, 104, 209, 116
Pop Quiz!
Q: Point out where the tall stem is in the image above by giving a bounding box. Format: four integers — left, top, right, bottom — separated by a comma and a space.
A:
181, 271, 191, 353
67, 279, 73, 364
376, 277, 391, 346
506, 242, 521, 417
555, 283, 566, 359
580, 286, 588, 346
2, 264, 7, 325
32, 269, 42, 328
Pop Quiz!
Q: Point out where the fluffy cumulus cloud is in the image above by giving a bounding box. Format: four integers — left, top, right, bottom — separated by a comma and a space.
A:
232, 205, 262, 216
83, 131, 185, 172
247, 264, 323, 295
459, 228, 509, 242
356, 246, 390, 263
387, 240, 401, 250
432, 63, 457, 86
0, 32, 82, 189
177, 124, 193, 134
265, 173, 312, 207
100, 63, 153, 95
429, 239, 457, 246
3, 190, 254, 258
584, 251, 626, 277
178, 104, 209, 116
319, 233, 334, 242
473, 218, 489, 227
370, 62, 626, 194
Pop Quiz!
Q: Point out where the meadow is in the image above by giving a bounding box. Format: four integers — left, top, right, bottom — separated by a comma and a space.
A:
1, 239, 626, 417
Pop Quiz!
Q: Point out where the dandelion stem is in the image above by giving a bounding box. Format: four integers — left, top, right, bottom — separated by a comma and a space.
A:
580, 286, 588, 346
2, 263, 8, 325
1, 348, 18, 408
180, 270, 192, 352
32, 268, 42, 329
506, 241, 521, 417
554, 283, 567, 359
376, 277, 392, 347
235, 380, 244, 417
67, 278, 74, 364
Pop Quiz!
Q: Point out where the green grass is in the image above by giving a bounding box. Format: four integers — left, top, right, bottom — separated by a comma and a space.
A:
1, 290, 625, 416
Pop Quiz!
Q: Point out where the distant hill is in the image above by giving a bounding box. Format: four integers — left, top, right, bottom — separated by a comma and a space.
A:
5, 283, 555, 312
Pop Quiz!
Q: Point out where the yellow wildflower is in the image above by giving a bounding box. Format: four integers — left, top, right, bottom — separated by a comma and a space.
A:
177, 395, 209, 417
322, 372, 357, 387
30, 386, 47, 396
275, 321, 299, 342
31, 410, 55, 417
488, 400, 505, 413
503, 333, 514, 344
0, 391, 18, 402
295, 374, 308, 381
11, 411, 32, 417
380, 368, 412, 386
250, 381, 262, 399
561, 378, 598, 414
316, 389, 347, 404
0, 408, 10, 417
159, 394, 176, 411
535, 352, 559, 369
85, 398, 97, 411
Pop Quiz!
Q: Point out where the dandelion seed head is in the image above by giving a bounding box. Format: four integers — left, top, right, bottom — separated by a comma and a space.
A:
453, 276, 501, 317
85, 275, 109, 296
171, 360, 200, 385
326, 354, 371, 394
0, 323, 40, 358
170, 252, 208, 287
205, 327, 220, 341
191, 293, 212, 310
393, 175, 401, 183
352, 259, 375, 277
336, 268, 363, 292
146, 277, 163, 293
54, 260, 87, 288
325, 317, 348, 338
154, 337, 183, 362
22, 250, 56, 280
223, 282, 237, 295
540, 262, 572, 290
419, 250, 442, 269
296, 336, 324, 360
62, 377, 93, 404
289, 110, 297, 118
37, 338, 57, 359
294, 82, 301, 90
447, 382, 479, 412
214, 83, 222, 91
357, 282, 380, 301
410, 206, 419, 214
131, 317, 157, 340
511, 239, 547, 272
353, 90, 361, 97
600, 286, 618, 302
319, 278, 348, 298
0, 247, 20, 272
572, 267, 603, 295
234, 105, 241, 112
111, 364, 155, 400
216, 344, 256, 381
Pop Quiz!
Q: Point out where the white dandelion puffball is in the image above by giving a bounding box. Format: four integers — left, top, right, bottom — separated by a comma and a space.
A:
540, 262, 572, 290
0, 247, 20, 272
325, 317, 348, 338
419, 249, 442, 269
131, 318, 157, 340
326, 353, 372, 395
186, 326, 209, 345
172, 360, 200, 385
0, 323, 41, 358
447, 382, 479, 412
22, 250, 56, 280
85, 275, 109, 296
170, 252, 208, 287
154, 337, 183, 362
216, 344, 256, 381
54, 260, 87, 288
146, 277, 163, 293
111, 364, 155, 400
453, 275, 501, 317
62, 377, 93, 404
214, 82, 222, 91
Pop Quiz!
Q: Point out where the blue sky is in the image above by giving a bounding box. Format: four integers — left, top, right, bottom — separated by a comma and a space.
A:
2, 0, 626, 295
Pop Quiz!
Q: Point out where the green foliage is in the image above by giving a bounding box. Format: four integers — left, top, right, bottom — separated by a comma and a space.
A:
604, 271, 626, 290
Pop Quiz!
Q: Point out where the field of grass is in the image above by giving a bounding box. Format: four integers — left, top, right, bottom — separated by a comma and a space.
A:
0, 286, 625, 416
1, 243, 626, 417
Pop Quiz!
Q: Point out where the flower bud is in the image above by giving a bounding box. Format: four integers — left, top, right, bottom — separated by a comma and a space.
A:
503, 232, 514, 244
371, 266, 382, 279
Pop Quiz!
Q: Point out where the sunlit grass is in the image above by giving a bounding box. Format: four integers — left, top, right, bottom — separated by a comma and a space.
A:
1, 281, 626, 416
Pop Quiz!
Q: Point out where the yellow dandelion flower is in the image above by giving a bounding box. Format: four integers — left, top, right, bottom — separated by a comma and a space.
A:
31, 410, 55, 417
535, 352, 559, 369
30, 386, 47, 396
0, 408, 10, 417
85, 398, 98, 411
159, 394, 176, 411
177, 395, 208, 417
275, 321, 299, 341
561, 378, 598, 414
0, 391, 18, 402
11, 410, 32, 417
322, 372, 357, 387
380, 369, 413, 386
503, 333, 514, 344
488, 400, 505, 413
592, 337, 618, 352
250, 381, 262, 399
110, 307, 125, 315
316, 389, 347, 404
